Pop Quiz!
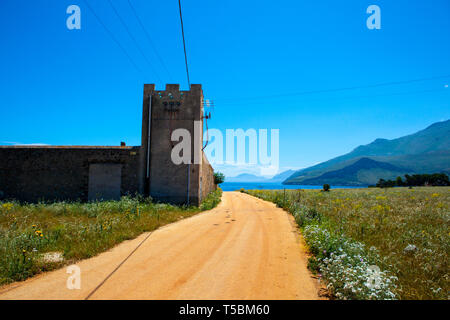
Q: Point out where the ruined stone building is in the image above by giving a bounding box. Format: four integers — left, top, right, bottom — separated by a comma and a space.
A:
0, 84, 216, 205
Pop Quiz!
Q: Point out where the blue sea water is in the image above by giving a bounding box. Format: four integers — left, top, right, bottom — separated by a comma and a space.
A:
219, 182, 363, 191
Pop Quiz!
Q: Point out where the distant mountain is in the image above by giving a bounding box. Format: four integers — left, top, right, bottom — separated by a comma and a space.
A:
227, 169, 297, 183
284, 120, 450, 186
300, 158, 412, 186
269, 169, 297, 182
226, 173, 268, 183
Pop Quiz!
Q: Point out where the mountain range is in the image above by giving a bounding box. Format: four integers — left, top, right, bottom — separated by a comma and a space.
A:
226, 170, 296, 183
283, 120, 450, 186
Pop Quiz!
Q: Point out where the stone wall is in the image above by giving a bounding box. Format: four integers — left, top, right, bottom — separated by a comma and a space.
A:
200, 153, 217, 201
0, 83, 217, 205
142, 84, 212, 205
0, 146, 140, 202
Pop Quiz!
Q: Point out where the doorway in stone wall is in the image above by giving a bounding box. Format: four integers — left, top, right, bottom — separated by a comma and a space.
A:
88, 163, 122, 201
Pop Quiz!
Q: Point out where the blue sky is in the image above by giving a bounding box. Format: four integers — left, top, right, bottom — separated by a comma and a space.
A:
1, 0, 449, 177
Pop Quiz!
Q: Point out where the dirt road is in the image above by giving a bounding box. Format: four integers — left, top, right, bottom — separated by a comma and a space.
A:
0, 192, 320, 300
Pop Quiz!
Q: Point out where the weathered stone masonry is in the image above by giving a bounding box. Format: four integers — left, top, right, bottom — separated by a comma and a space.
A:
140, 84, 216, 205
0, 84, 216, 205
0, 146, 140, 202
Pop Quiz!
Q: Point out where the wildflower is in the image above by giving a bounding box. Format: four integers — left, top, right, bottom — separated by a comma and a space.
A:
373, 204, 387, 214
403, 244, 417, 254
2, 203, 13, 211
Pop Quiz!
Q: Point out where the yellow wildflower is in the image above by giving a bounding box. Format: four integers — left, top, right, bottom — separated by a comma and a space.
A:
2, 203, 13, 211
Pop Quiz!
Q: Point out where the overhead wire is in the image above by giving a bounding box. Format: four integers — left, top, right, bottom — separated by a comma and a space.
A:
215, 87, 449, 108
106, 0, 162, 83
126, 0, 174, 82
178, 0, 191, 88
82, 0, 143, 74
218, 74, 450, 102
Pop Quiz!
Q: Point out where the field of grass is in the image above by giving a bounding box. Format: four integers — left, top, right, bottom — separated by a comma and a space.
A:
0, 189, 222, 286
246, 187, 449, 300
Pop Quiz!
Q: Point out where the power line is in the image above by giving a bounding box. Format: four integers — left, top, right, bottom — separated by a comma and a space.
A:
219, 74, 450, 102
82, 0, 142, 74
178, 0, 191, 88
216, 87, 449, 108
126, 0, 173, 82
107, 0, 162, 83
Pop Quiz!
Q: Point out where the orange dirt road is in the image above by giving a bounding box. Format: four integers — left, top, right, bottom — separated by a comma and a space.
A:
0, 192, 321, 300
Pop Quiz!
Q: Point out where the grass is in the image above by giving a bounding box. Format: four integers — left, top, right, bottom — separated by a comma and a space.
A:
0, 188, 222, 286
246, 187, 449, 300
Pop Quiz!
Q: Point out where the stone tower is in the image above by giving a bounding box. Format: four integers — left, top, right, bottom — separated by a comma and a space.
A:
139, 84, 215, 205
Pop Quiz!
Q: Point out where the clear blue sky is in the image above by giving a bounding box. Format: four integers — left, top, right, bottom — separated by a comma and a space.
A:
1, 0, 449, 177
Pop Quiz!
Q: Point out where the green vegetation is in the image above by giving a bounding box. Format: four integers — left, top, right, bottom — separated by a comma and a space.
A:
376, 173, 450, 188
246, 187, 449, 300
323, 184, 330, 192
214, 172, 225, 184
284, 120, 450, 186
200, 188, 223, 210
0, 188, 222, 286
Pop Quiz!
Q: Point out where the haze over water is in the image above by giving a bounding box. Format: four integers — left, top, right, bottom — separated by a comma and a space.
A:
219, 182, 363, 191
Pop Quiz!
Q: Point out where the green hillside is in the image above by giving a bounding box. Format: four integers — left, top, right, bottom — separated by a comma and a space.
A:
284, 120, 450, 185
299, 157, 412, 186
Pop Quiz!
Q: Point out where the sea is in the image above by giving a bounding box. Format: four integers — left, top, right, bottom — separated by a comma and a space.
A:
219, 182, 362, 191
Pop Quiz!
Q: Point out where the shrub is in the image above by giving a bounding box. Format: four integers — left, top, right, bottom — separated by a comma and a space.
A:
214, 172, 225, 184
303, 225, 397, 300
377, 173, 450, 188
293, 205, 323, 227
323, 184, 330, 192
199, 188, 223, 210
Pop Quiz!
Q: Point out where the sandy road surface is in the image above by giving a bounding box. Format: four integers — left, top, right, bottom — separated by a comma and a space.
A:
0, 192, 320, 300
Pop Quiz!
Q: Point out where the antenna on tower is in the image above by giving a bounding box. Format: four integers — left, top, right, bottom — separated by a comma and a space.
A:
202, 99, 215, 108
202, 98, 213, 150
